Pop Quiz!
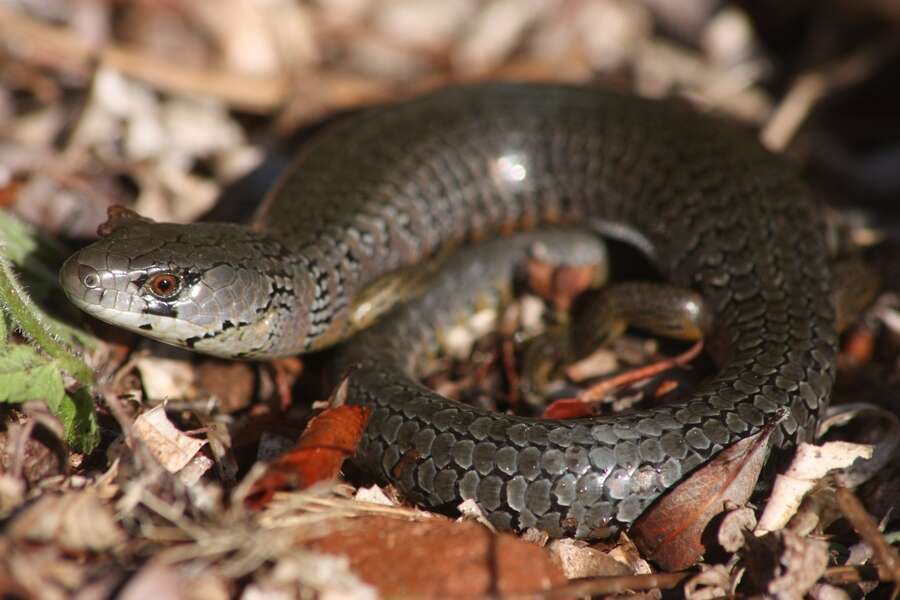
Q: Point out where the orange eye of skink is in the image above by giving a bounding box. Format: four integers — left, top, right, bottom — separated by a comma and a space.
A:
147, 273, 180, 298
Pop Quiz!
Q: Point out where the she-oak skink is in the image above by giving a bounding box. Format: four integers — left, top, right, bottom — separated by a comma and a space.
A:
60, 83, 836, 539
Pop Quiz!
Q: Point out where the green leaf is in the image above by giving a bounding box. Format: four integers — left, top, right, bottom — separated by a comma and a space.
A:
0, 213, 100, 452
0, 249, 94, 387
59, 388, 100, 453
0, 345, 100, 452
0, 210, 69, 288
0, 345, 66, 406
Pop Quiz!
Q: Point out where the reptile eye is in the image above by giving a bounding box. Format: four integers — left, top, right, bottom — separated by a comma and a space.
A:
83, 273, 99, 288
147, 273, 181, 298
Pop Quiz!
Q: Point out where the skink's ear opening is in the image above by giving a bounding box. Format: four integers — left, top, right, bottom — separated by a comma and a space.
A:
97, 205, 155, 237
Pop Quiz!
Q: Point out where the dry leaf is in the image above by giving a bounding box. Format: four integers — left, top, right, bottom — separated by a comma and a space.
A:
549, 538, 633, 578
268, 552, 376, 600
308, 515, 565, 599
718, 506, 758, 552
353, 484, 396, 506
609, 532, 654, 575
457, 497, 496, 531
632, 416, 779, 570
245, 405, 371, 509
118, 562, 230, 600
177, 453, 215, 487
8, 489, 124, 552
543, 397, 595, 419
756, 441, 873, 534
132, 405, 207, 473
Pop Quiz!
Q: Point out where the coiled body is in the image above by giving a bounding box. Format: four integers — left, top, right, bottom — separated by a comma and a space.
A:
60, 84, 836, 538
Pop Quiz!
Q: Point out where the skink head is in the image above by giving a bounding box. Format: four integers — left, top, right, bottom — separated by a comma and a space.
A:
60, 207, 308, 359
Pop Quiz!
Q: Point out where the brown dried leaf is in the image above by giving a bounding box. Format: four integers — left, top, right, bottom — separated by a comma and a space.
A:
132, 405, 207, 473
609, 532, 654, 575
308, 515, 565, 599
245, 405, 371, 509
549, 538, 633, 578
718, 506, 758, 552
8, 489, 125, 552
632, 415, 780, 570
756, 441, 873, 534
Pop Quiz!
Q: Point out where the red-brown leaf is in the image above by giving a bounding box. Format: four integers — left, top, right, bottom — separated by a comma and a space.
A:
309, 515, 566, 599
632, 413, 783, 570
245, 405, 371, 509
543, 398, 595, 419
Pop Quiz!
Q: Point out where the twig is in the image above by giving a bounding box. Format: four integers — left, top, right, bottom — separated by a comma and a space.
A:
542, 571, 690, 598
576, 340, 704, 403
825, 564, 889, 585
835, 486, 900, 598
760, 38, 900, 151
0, 5, 288, 112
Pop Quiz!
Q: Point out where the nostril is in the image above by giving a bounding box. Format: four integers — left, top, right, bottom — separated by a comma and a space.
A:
79, 265, 100, 289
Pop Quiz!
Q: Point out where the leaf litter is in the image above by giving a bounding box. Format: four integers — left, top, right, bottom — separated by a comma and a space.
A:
1, 0, 900, 598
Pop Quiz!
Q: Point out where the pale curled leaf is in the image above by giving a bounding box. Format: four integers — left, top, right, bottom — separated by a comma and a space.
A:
819, 403, 900, 488
353, 484, 397, 507
133, 404, 207, 473
784, 442, 874, 479
633, 418, 778, 570
609, 532, 654, 575
718, 506, 758, 553
756, 442, 873, 534
457, 498, 496, 532
177, 452, 215, 486
548, 539, 632, 579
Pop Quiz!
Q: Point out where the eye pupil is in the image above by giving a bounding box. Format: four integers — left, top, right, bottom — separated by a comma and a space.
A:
148, 274, 179, 298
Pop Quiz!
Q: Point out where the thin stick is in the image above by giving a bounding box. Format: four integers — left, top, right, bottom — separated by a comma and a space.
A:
0, 6, 288, 112
577, 340, 704, 404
